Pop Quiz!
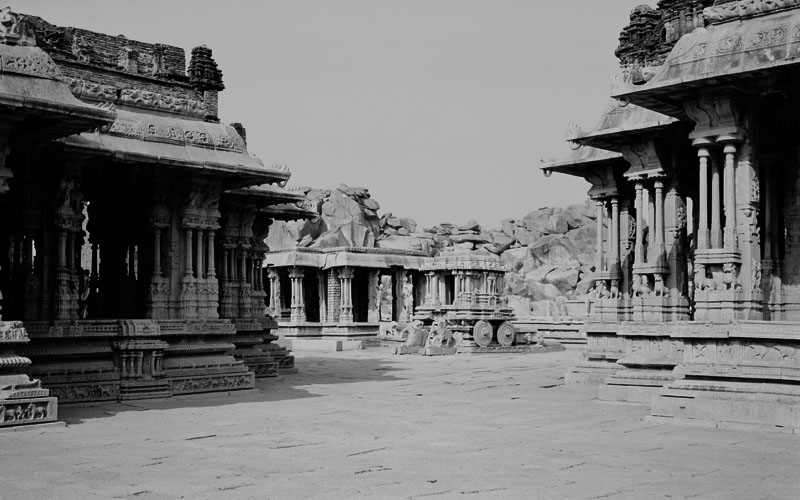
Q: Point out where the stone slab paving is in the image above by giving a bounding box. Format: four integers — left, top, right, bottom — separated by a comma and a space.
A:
1, 349, 797, 500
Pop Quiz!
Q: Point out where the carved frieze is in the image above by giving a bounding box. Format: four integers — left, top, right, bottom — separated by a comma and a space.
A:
0, 399, 55, 426
50, 383, 119, 402
171, 375, 252, 394
118, 89, 208, 117
0, 321, 28, 342
63, 77, 210, 118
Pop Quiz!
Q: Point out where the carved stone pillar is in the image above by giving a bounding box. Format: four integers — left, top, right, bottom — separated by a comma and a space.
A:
654, 177, 666, 266
633, 178, 645, 266
711, 157, 722, 249
723, 141, 738, 250
54, 172, 83, 321
453, 271, 462, 304
619, 199, 635, 313
207, 231, 216, 278
184, 229, 194, 278
267, 268, 280, 317
289, 267, 305, 324
327, 269, 341, 323
319, 270, 329, 323
595, 198, 605, 272
146, 222, 170, 320
367, 270, 379, 323
338, 267, 354, 324
610, 197, 620, 274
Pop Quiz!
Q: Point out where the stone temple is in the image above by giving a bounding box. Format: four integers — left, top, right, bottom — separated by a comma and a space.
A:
545, 0, 800, 432
0, 7, 315, 427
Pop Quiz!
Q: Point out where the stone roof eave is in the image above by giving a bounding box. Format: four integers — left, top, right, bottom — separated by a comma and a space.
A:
612, 8, 800, 117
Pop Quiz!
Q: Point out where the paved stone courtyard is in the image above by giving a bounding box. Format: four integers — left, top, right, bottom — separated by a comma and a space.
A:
2, 349, 797, 500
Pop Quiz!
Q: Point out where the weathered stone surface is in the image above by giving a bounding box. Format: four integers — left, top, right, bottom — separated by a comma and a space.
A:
377, 235, 416, 251
514, 227, 543, 247
544, 264, 580, 294
500, 247, 531, 273
450, 233, 491, 244
501, 219, 516, 238
525, 264, 557, 284
546, 213, 570, 235
529, 234, 581, 267
576, 275, 596, 296
456, 242, 475, 252
310, 227, 350, 248
459, 220, 481, 232
362, 198, 380, 211
265, 220, 299, 250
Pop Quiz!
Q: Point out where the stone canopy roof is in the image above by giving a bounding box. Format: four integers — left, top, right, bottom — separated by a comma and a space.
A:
543, 146, 624, 178
58, 108, 288, 187
614, 4, 800, 115
566, 100, 678, 151
0, 43, 114, 142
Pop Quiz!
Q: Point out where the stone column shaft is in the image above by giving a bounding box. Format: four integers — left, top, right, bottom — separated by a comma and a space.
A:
184, 229, 193, 278
724, 143, 737, 250
611, 197, 620, 272
697, 148, 710, 250
207, 232, 216, 277
195, 230, 203, 278
319, 271, 328, 322
153, 228, 162, 277
711, 160, 722, 248
654, 179, 666, 268
128, 244, 135, 279
595, 199, 605, 272
634, 181, 645, 265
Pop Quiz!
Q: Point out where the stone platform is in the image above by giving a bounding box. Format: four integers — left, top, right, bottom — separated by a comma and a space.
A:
19, 319, 263, 404
568, 320, 800, 432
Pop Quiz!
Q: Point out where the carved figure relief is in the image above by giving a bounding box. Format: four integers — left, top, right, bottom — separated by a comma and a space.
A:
402, 276, 414, 316
653, 274, 667, 297
425, 320, 456, 348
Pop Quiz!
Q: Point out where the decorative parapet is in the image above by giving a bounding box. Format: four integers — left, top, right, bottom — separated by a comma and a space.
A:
705, 0, 800, 24
64, 78, 209, 118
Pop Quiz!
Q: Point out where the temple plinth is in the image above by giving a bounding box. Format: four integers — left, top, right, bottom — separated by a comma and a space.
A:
545, 0, 800, 431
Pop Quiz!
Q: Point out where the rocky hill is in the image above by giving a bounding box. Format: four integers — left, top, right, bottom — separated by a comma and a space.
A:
266, 184, 598, 318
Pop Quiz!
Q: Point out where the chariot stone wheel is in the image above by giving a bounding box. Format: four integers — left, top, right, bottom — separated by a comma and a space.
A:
472, 320, 493, 347
496, 321, 515, 347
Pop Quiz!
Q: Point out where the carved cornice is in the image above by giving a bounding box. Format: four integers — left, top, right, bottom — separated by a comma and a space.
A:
705, 0, 800, 24
100, 112, 246, 153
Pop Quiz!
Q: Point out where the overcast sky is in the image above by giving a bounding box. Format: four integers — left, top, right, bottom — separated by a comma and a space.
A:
25, 0, 639, 229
